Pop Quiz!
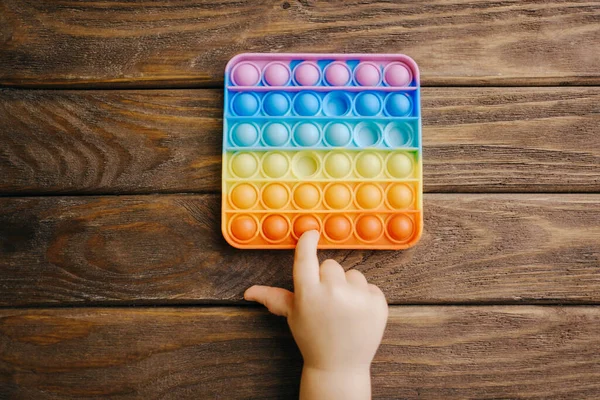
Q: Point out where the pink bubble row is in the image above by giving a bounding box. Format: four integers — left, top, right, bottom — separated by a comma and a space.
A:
230, 61, 413, 87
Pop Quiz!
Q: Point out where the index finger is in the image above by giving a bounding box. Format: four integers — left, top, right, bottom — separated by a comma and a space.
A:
293, 230, 320, 290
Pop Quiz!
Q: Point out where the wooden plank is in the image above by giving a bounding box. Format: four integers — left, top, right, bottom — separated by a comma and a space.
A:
0, 194, 598, 306
1, 87, 598, 194
1, 1, 599, 87
0, 89, 223, 194
0, 306, 598, 399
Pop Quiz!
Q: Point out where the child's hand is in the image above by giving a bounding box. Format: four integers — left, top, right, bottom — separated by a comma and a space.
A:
244, 230, 388, 399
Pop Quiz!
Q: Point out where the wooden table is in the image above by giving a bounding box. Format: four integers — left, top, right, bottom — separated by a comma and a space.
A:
1, 1, 599, 398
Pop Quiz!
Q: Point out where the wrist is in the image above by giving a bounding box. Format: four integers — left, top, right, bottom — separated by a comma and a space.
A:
300, 365, 371, 400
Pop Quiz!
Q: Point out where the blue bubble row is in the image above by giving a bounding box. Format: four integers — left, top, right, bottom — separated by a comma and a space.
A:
225, 120, 418, 150
226, 90, 418, 118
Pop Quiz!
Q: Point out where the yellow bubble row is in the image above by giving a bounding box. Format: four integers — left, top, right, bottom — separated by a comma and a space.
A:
227, 150, 416, 180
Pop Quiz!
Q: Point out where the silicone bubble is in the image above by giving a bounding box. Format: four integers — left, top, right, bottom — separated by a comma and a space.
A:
263, 92, 291, 116
386, 152, 413, 178
230, 153, 258, 178
262, 214, 289, 242
324, 215, 352, 242
384, 62, 412, 87
355, 151, 383, 178
262, 152, 290, 178
232, 62, 261, 86
356, 215, 384, 242
232, 93, 259, 116
323, 92, 351, 117
387, 183, 413, 209
293, 215, 321, 239
385, 93, 412, 117
293, 183, 321, 209
231, 123, 259, 147
354, 92, 382, 116
294, 62, 321, 86
293, 122, 321, 147
354, 122, 382, 147
292, 152, 320, 178
230, 183, 258, 209
355, 183, 383, 209
384, 122, 413, 147
294, 92, 321, 116
387, 214, 414, 242
325, 62, 351, 86
324, 122, 352, 147
262, 122, 290, 147
324, 152, 352, 178
263, 62, 291, 86
354, 62, 381, 86
324, 183, 352, 209
230, 214, 258, 242
262, 183, 290, 209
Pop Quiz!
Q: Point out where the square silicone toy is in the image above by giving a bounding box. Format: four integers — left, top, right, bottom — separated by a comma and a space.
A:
222, 53, 422, 249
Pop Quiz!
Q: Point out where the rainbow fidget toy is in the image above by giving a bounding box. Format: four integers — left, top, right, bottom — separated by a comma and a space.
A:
222, 53, 422, 249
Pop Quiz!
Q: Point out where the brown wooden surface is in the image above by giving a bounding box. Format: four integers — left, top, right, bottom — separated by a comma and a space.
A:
1, 1, 600, 88
1, 1, 599, 397
1, 193, 598, 306
1, 306, 599, 399
2, 87, 599, 195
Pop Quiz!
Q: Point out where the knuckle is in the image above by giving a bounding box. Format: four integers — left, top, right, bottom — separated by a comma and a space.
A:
325, 284, 346, 300
321, 260, 343, 273
321, 258, 339, 268
369, 283, 383, 295
263, 297, 272, 309
346, 269, 365, 278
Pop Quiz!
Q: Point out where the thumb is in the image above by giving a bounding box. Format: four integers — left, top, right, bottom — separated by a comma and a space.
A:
244, 285, 294, 317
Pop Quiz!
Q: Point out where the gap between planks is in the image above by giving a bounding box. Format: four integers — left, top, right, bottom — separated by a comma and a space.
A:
1, 303, 600, 311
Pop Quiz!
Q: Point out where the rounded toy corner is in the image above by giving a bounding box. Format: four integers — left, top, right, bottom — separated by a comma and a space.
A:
222, 224, 245, 249
405, 215, 424, 248
400, 55, 419, 69
224, 53, 253, 74
395, 55, 420, 84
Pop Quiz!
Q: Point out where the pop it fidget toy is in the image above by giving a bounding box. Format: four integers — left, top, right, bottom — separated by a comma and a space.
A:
223, 53, 422, 249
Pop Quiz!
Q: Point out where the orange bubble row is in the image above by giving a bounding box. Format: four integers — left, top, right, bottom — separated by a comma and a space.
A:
228, 181, 416, 212
227, 213, 416, 245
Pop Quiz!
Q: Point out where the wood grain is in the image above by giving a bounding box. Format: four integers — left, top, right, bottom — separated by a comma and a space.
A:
1, 306, 599, 399
1, 87, 598, 195
1, 0, 599, 87
0, 194, 598, 306
0, 89, 223, 194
